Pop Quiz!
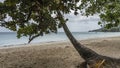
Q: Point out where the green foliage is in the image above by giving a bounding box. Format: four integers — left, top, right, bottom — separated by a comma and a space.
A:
0, 0, 80, 43
80, 0, 120, 28
0, 0, 120, 42
90, 26, 120, 32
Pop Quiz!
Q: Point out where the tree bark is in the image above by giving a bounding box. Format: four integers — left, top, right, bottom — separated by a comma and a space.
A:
62, 23, 99, 60
62, 23, 120, 68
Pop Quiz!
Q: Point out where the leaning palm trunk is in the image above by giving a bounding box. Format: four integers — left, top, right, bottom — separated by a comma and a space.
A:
62, 23, 120, 68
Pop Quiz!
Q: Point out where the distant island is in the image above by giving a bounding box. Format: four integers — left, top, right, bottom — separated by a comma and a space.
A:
89, 27, 120, 32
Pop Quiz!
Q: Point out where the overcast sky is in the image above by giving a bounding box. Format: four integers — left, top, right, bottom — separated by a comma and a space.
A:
0, 0, 101, 32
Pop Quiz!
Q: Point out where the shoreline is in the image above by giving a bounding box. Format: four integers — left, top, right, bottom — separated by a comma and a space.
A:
1, 32, 120, 47
0, 36, 120, 68
1, 35, 120, 49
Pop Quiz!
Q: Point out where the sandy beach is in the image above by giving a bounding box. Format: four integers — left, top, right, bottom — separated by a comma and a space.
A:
0, 36, 120, 68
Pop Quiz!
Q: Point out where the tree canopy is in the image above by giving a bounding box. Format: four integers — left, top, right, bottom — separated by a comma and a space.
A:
80, 0, 120, 28
0, 0, 120, 42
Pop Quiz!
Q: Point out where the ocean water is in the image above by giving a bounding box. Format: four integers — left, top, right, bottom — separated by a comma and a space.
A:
0, 32, 120, 46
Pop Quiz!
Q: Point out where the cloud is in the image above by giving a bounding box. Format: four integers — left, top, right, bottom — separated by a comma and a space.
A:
58, 14, 101, 32
0, 0, 4, 3
0, 14, 101, 32
0, 27, 11, 32
0, 0, 101, 32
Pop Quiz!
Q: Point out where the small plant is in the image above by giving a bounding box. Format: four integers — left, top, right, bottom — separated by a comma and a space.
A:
88, 59, 105, 68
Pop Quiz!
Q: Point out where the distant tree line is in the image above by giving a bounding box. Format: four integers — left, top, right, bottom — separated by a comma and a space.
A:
89, 26, 120, 32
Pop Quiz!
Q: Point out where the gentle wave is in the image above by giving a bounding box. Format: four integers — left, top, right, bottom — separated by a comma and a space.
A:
0, 32, 120, 46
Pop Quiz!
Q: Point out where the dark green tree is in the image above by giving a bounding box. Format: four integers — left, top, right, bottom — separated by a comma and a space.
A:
0, 0, 120, 67
80, 0, 120, 29
0, 0, 80, 43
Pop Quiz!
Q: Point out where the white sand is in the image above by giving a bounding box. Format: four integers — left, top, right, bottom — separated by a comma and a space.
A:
0, 37, 120, 68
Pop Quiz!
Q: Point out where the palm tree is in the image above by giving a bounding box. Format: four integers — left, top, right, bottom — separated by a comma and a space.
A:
62, 23, 120, 68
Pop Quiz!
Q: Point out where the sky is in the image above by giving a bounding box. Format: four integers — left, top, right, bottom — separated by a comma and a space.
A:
0, 0, 101, 32
59, 14, 101, 32
0, 15, 101, 32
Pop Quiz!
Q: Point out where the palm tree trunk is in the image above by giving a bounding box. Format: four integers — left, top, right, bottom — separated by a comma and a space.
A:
62, 23, 99, 60
62, 23, 120, 68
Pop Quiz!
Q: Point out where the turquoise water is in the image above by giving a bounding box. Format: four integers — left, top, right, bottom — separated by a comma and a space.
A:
0, 32, 120, 46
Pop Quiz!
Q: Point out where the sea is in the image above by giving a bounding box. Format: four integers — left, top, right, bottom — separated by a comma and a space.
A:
0, 32, 120, 46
